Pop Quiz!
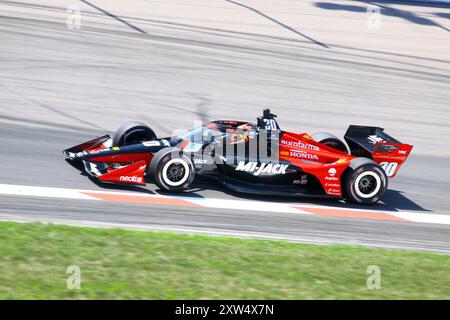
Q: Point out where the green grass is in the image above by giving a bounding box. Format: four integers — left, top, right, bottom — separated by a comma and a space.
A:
0, 221, 448, 299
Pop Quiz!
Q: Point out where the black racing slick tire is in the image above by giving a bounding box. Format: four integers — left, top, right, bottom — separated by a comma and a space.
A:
342, 158, 388, 205
149, 148, 195, 192
312, 132, 349, 154
113, 121, 157, 147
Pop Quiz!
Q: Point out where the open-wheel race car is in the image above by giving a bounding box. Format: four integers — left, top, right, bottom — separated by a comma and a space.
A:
64, 109, 413, 204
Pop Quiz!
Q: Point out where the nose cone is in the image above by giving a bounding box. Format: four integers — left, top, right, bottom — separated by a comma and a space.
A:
63, 150, 81, 160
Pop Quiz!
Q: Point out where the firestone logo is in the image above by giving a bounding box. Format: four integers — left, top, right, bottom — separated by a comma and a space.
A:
120, 176, 143, 183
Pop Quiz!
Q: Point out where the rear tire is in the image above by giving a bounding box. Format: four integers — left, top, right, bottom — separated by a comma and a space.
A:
312, 132, 349, 153
113, 121, 157, 147
149, 148, 195, 192
343, 158, 387, 204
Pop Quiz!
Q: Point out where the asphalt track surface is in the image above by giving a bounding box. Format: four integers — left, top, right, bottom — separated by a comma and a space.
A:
0, 0, 449, 252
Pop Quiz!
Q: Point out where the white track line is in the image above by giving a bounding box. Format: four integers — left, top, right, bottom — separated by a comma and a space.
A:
0, 184, 100, 200
389, 211, 450, 225
189, 198, 305, 214
0, 183, 449, 225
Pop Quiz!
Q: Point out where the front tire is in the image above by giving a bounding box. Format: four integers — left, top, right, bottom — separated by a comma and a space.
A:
149, 148, 195, 192
113, 121, 157, 147
343, 158, 387, 204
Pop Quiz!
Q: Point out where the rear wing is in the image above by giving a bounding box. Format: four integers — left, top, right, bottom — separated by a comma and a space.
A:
344, 125, 413, 178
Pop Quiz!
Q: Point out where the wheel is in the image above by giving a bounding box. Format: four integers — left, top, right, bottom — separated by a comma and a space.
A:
113, 121, 157, 147
342, 158, 387, 204
312, 132, 349, 153
148, 148, 195, 192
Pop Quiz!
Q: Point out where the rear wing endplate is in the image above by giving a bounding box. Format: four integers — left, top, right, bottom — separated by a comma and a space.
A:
344, 125, 413, 178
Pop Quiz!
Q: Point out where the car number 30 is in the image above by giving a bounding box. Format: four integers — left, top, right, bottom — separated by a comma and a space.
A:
263, 119, 277, 130
380, 162, 398, 177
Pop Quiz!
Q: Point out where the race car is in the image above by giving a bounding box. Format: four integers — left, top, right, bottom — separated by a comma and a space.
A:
63, 109, 413, 204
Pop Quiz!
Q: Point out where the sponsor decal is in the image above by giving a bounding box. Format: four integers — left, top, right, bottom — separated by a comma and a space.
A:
327, 188, 341, 195
328, 168, 337, 177
325, 183, 340, 188
143, 141, 161, 147
293, 174, 308, 185
90, 148, 110, 154
112, 147, 120, 151
143, 140, 170, 148
119, 176, 143, 183
281, 140, 319, 151
336, 158, 347, 164
368, 135, 384, 144
289, 150, 319, 160
235, 161, 289, 176
193, 158, 208, 165
325, 167, 339, 181
399, 150, 407, 155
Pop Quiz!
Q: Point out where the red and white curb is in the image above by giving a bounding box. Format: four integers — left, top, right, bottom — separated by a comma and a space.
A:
0, 184, 449, 225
